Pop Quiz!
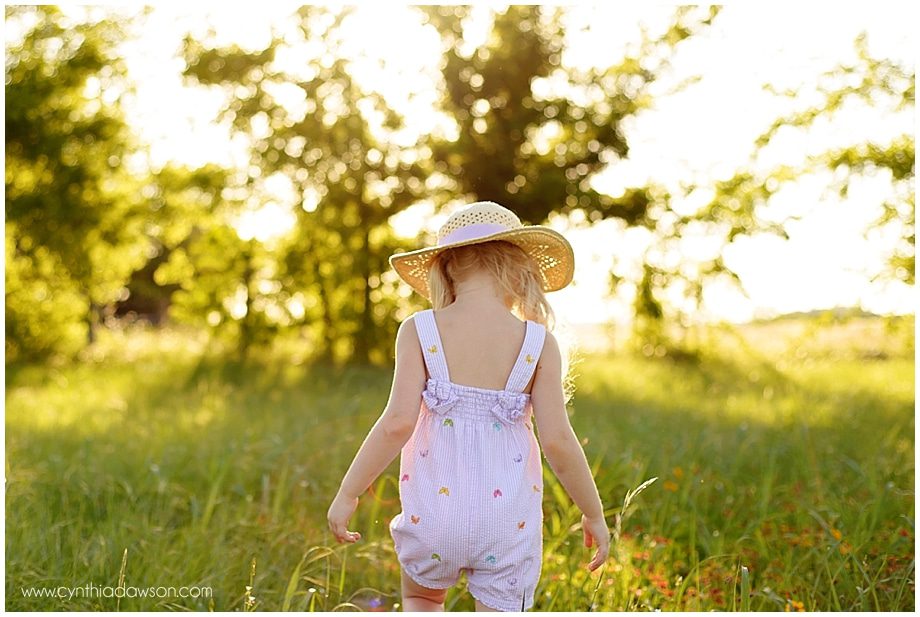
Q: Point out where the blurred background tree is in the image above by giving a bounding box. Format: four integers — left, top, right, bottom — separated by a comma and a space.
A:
5, 5, 912, 366
619, 32, 915, 357
5, 5, 150, 360
115, 162, 228, 328
177, 6, 431, 364
400, 5, 721, 359
420, 5, 718, 222
753, 34, 914, 286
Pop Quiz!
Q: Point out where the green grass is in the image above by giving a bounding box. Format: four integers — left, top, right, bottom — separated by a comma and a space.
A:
5, 317, 915, 610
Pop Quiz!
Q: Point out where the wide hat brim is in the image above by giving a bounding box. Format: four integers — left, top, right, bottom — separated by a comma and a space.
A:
389, 225, 575, 300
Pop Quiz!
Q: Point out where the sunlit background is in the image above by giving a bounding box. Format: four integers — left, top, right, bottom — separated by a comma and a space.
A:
5, 5, 916, 612
102, 3, 917, 328
4, 3, 915, 362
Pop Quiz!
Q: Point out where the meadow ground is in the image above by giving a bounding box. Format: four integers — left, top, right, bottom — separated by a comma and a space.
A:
4, 315, 915, 611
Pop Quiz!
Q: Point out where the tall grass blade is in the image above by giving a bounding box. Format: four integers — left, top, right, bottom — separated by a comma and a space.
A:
589, 476, 657, 610
282, 553, 307, 612
116, 548, 128, 611
740, 564, 751, 611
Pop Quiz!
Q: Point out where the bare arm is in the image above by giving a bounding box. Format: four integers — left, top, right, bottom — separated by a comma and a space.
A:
531, 331, 610, 569
327, 315, 426, 543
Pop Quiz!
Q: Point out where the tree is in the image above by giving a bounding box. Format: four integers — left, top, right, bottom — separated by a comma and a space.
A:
753, 34, 914, 285
413, 6, 720, 355
178, 6, 432, 364
420, 5, 719, 225
5, 6, 151, 360
674, 33, 914, 341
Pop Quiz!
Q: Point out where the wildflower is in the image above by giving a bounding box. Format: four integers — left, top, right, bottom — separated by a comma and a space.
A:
830, 528, 842, 541
785, 599, 805, 612
663, 480, 678, 492
672, 466, 684, 479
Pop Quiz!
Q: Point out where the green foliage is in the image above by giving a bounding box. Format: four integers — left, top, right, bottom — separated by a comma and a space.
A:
8, 7, 908, 368
5, 6, 150, 359
5, 222, 88, 359
4, 318, 913, 610
415, 6, 723, 355
633, 32, 916, 355
708, 33, 914, 285
420, 5, 719, 224
771, 35, 914, 285
116, 163, 230, 325
179, 6, 432, 364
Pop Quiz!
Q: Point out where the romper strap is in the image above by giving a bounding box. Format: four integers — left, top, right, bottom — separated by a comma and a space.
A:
414, 309, 450, 381
504, 320, 547, 393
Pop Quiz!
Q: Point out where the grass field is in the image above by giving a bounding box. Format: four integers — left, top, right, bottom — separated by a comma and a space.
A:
5, 315, 915, 611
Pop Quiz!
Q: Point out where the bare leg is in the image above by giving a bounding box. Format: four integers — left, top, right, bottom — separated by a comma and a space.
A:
400, 567, 448, 611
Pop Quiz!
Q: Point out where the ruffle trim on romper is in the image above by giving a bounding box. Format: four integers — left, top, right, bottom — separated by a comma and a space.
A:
422, 378, 529, 425
421, 378, 461, 414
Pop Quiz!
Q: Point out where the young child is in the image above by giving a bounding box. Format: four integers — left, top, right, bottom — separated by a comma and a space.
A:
327, 201, 610, 612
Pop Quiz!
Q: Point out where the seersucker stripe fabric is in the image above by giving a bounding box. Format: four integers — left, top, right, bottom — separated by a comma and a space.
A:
415, 310, 450, 381
389, 309, 547, 611
504, 320, 546, 392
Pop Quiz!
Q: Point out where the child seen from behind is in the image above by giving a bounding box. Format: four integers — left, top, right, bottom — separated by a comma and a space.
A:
328, 202, 610, 611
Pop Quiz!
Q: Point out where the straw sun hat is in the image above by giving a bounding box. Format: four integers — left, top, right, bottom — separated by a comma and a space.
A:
389, 201, 575, 300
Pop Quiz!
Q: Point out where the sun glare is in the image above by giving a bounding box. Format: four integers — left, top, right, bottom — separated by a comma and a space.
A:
107, 4, 914, 325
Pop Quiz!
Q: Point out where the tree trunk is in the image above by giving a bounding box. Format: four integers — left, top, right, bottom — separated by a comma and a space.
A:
317, 276, 336, 364
238, 242, 254, 362
86, 298, 98, 346
353, 222, 373, 365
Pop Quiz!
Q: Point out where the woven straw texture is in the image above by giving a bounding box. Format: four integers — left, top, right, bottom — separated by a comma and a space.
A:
389, 202, 574, 300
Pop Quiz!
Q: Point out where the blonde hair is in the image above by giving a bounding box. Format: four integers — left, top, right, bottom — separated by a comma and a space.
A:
427, 240, 579, 405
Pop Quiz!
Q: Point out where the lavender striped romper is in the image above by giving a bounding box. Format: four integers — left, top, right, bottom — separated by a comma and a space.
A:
389, 308, 546, 611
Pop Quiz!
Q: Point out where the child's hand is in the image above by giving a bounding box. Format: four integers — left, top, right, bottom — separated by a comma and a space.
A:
327, 493, 362, 544
582, 513, 610, 571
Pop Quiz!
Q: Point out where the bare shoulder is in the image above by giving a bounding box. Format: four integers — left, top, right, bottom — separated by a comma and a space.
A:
396, 313, 421, 348
530, 328, 561, 390
538, 328, 561, 366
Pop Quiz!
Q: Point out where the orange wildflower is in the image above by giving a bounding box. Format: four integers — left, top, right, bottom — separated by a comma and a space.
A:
785, 599, 805, 612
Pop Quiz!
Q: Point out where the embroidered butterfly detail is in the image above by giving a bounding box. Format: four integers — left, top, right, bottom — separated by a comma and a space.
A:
513, 453, 523, 463
492, 422, 502, 432
401, 473, 409, 482
485, 555, 497, 564
518, 521, 526, 530
431, 553, 441, 561
442, 418, 454, 427
532, 484, 541, 493
419, 449, 429, 457
410, 515, 420, 524
509, 577, 518, 586
427, 345, 438, 353
439, 486, 450, 496
525, 354, 535, 364
493, 488, 502, 498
